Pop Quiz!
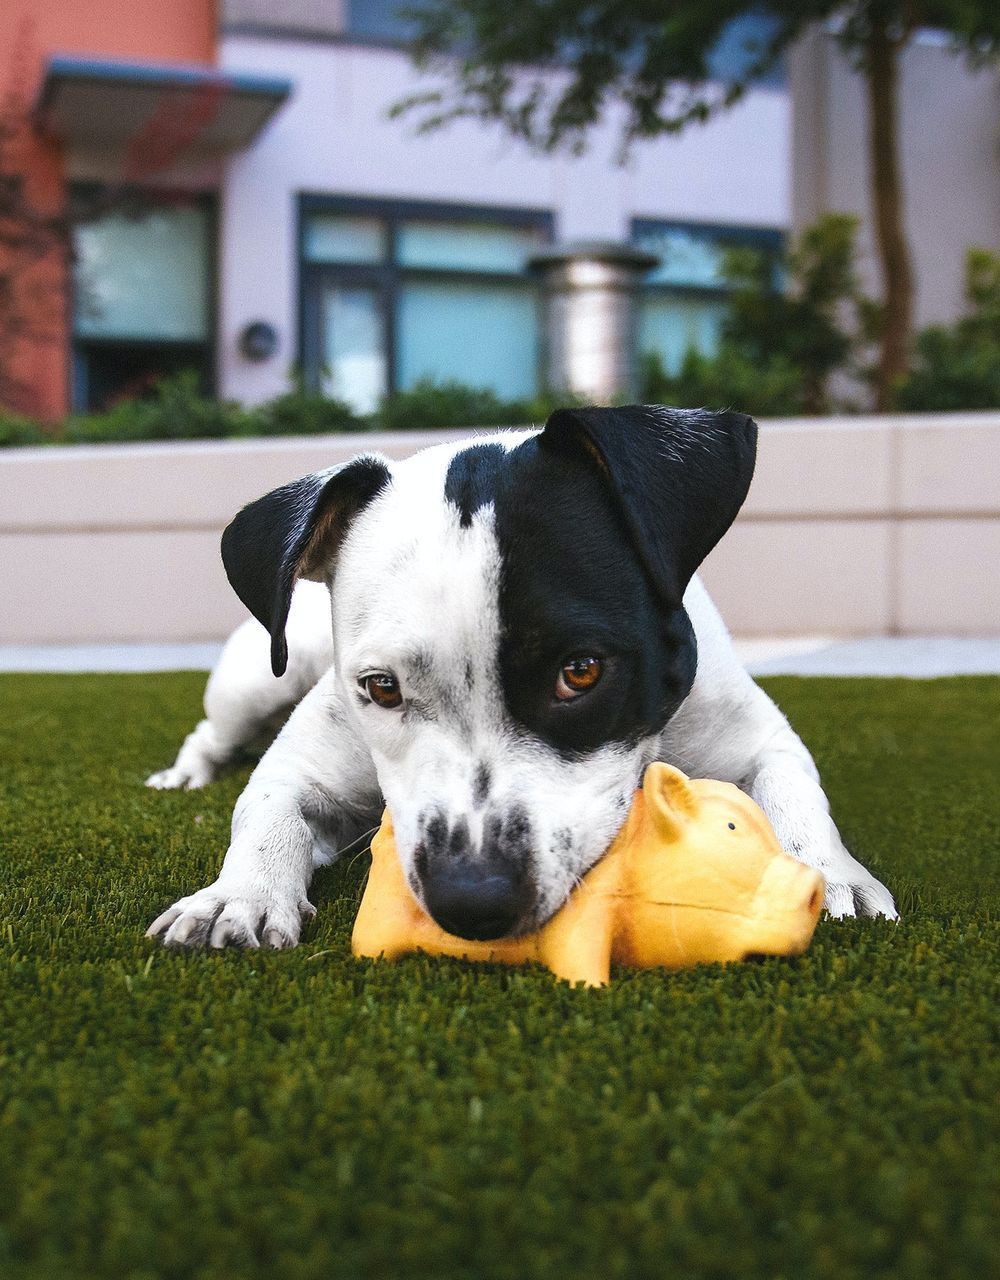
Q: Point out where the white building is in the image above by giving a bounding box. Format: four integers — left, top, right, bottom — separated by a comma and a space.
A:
66, 4, 790, 413
48, 7, 1000, 418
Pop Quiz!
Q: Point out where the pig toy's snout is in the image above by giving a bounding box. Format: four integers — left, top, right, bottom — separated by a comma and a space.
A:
745, 856, 825, 957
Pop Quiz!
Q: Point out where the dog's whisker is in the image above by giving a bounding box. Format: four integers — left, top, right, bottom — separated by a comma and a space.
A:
338, 825, 381, 862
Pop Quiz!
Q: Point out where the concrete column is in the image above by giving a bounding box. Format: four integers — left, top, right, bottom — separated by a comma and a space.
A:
529, 241, 659, 402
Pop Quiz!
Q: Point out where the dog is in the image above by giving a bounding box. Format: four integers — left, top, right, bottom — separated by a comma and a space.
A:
146, 405, 897, 950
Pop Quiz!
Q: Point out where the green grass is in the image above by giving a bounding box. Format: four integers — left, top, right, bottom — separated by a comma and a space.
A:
1, 673, 998, 1280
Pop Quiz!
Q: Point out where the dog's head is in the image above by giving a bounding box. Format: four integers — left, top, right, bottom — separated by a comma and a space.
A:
222, 405, 756, 940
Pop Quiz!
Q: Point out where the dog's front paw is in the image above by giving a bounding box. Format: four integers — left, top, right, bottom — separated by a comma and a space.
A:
821, 864, 898, 920
145, 761, 218, 791
796, 837, 898, 919
146, 882, 316, 949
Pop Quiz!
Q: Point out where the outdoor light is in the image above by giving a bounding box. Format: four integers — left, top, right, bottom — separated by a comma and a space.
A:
239, 321, 278, 362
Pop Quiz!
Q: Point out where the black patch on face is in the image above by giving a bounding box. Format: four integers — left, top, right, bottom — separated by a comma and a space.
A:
448, 818, 471, 860
477, 438, 698, 757
423, 812, 448, 857
444, 443, 507, 528
472, 763, 491, 807
413, 843, 429, 880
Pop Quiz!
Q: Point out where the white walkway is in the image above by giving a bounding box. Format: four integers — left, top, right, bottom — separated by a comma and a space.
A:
1, 636, 999, 677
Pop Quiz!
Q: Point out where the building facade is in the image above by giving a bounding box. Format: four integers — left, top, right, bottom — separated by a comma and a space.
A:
216, 7, 788, 413
0, 0, 220, 419
0, 0, 789, 420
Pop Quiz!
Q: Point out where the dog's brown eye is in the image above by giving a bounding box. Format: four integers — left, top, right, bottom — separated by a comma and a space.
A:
555, 656, 603, 700
363, 673, 403, 709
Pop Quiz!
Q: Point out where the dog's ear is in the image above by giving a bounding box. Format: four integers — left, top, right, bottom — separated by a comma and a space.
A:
539, 405, 757, 608
221, 456, 391, 677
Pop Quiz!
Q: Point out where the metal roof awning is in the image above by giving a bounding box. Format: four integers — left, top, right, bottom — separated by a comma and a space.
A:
35, 56, 292, 167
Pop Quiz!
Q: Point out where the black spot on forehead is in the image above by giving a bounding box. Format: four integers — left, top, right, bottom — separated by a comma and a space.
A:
473, 763, 491, 807
444, 443, 506, 528
489, 435, 697, 757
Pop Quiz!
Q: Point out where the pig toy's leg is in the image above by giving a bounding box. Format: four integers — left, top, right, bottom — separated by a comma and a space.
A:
537, 883, 616, 986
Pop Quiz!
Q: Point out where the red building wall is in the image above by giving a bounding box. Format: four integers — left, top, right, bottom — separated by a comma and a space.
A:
0, 0, 216, 420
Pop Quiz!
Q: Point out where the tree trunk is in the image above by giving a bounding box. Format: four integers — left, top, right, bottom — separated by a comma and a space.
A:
864, 17, 913, 412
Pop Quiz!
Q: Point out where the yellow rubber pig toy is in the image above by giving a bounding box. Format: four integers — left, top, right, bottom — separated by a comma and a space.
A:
352, 762, 824, 987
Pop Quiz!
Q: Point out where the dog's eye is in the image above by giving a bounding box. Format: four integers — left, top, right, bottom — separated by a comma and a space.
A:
361, 673, 403, 709
555, 656, 603, 701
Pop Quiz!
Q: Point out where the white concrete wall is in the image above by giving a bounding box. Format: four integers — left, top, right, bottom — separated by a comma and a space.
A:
2, 414, 997, 646
216, 36, 790, 405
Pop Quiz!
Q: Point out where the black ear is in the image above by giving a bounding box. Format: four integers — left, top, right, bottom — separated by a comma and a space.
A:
221, 456, 391, 677
539, 405, 757, 608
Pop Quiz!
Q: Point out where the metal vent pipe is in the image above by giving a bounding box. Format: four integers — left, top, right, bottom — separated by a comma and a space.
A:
529, 241, 659, 402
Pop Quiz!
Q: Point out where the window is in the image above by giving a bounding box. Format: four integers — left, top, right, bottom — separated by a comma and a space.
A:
631, 220, 783, 375
300, 198, 552, 413
345, 0, 420, 44
72, 197, 213, 410
707, 13, 785, 87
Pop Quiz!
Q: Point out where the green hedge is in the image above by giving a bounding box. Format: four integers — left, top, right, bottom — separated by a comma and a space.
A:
0, 374, 583, 449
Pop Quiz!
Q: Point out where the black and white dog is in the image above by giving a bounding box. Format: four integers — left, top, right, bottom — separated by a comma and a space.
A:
146, 405, 896, 949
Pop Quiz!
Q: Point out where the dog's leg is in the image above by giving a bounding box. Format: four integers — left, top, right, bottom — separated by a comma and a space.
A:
145, 626, 302, 789
146, 584, 334, 790
146, 671, 380, 948
661, 579, 898, 919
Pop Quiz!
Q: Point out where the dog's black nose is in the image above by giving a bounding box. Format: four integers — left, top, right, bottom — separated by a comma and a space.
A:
422, 861, 529, 941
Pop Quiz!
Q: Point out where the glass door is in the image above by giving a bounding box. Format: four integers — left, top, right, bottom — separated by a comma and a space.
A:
318, 281, 388, 415
303, 268, 389, 416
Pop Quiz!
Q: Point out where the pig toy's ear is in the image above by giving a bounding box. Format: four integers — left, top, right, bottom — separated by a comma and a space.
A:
642, 763, 700, 841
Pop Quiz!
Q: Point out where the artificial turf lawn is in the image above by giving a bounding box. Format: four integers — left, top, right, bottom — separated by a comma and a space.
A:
1, 674, 998, 1280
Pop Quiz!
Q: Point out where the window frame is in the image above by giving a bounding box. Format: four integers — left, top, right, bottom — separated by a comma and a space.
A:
630, 217, 784, 374
631, 217, 785, 298
298, 193, 555, 404
69, 186, 218, 411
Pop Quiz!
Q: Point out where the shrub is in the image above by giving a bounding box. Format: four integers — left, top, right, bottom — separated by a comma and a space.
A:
641, 348, 805, 419
0, 412, 47, 447
896, 248, 1000, 411
258, 385, 363, 436
62, 372, 257, 444
378, 379, 594, 432
640, 214, 869, 417
378, 379, 524, 431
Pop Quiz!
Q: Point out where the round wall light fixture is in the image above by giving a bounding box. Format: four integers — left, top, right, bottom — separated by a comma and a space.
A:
239, 321, 278, 362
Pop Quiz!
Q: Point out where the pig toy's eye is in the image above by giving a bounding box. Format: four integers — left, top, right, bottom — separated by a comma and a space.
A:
728, 822, 736, 830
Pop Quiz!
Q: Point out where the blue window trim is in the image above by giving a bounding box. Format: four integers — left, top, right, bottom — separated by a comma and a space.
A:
631, 218, 785, 297
297, 194, 555, 399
